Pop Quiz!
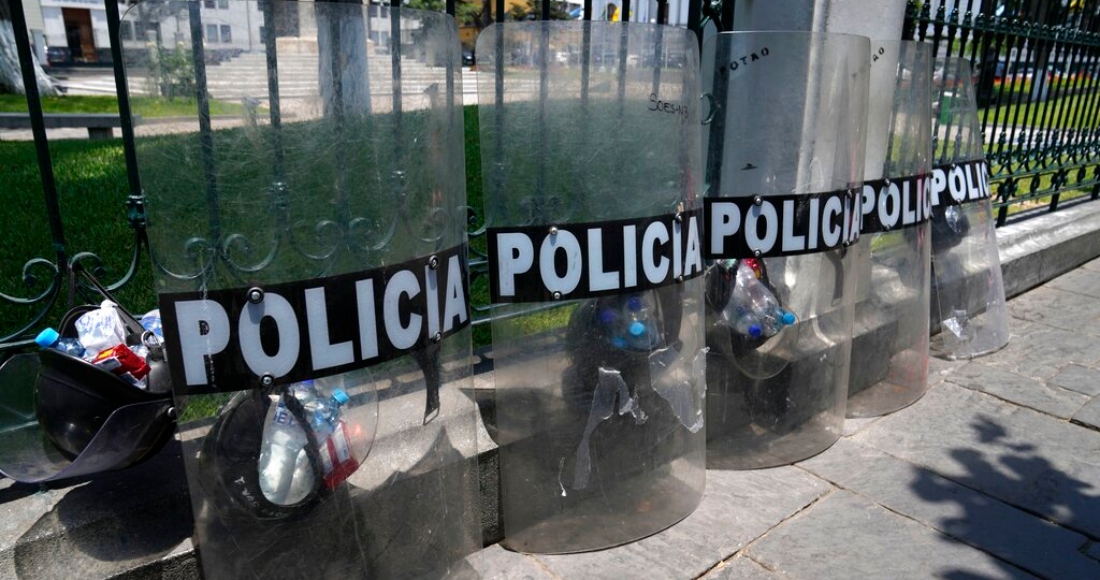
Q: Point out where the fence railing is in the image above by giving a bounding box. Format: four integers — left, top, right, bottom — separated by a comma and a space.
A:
5, 0, 1100, 355
903, 0, 1100, 225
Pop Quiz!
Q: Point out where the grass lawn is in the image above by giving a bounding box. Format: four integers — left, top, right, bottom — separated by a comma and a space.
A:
0, 94, 249, 117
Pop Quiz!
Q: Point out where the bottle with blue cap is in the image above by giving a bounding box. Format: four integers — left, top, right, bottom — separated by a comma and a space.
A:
35, 327, 88, 359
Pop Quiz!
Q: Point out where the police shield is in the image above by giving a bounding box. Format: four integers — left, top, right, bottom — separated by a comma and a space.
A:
847, 40, 933, 417
477, 21, 706, 553
124, 3, 480, 578
703, 31, 869, 469
928, 58, 1010, 360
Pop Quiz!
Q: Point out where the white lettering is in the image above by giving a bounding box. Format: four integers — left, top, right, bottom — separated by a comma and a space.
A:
384, 270, 421, 350
174, 300, 230, 387
355, 279, 379, 360
642, 221, 670, 284
588, 228, 619, 292
496, 233, 534, 297
540, 230, 582, 295
305, 287, 353, 371
239, 292, 299, 379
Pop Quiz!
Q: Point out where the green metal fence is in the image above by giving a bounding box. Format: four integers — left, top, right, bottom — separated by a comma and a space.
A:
903, 0, 1100, 225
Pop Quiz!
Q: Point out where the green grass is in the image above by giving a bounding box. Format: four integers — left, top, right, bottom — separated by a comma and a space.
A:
979, 84, 1100, 130
1, 104, 499, 349
0, 94, 249, 117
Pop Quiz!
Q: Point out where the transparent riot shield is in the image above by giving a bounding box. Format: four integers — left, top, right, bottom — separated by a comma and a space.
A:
702, 32, 869, 469
928, 58, 1010, 360
123, 3, 480, 578
477, 21, 706, 554
847, 40, 933, 417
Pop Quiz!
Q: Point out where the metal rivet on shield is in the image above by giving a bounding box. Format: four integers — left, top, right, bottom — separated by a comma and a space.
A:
549, 226, 558, 236
428, 255, 439, 269
674, 212, 683, 223
843, 240, 852, 247
552, 291, 562, 300
753, 196, 763, 206
753, 249, 762, 257
247, 287, 264, 304
882, 178, 891, 188
166, 407, 179, 421
260, 373, 275, 388
432, 332, 442, 343
676, 275, 684, 283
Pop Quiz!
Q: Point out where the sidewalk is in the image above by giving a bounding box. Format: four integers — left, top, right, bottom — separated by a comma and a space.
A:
474, 257, 1100, 580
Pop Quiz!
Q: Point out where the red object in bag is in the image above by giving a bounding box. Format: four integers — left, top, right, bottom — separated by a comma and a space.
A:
319, 421, 360, 489
92, 344, 151, 381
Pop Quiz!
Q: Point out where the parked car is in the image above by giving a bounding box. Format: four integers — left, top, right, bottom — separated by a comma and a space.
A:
46, 46, 71, 67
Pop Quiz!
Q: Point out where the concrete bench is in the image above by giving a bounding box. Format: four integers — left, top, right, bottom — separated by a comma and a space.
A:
0, 113, 138, 140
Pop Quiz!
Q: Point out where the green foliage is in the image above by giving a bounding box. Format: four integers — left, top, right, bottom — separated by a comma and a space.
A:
148, 44, 196, 100
508, 0, 573, 21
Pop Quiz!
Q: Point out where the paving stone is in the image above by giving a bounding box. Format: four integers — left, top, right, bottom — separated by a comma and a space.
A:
530, 468, 830, 580
977, 323, 1100, 380
927, 356, 967, 387
854, 383, 1100, 538
1044, 266, 1100, 299
1071, 395, 1100, 431
1049, 364, 1100, 397
746, 491, 1040, 580
1008, 285, 1100, 333
798, 438, 1100, 580
472, 545, 555, 580
703, 557, 787, 580
841, 417, 880, 437
945, 362, 1091, 419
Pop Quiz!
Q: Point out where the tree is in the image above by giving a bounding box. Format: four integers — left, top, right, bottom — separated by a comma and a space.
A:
508, 0, 572, 21
0, 0, 59, 95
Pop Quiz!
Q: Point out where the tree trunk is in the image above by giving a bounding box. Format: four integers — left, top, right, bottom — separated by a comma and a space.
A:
0, 0, 60, 96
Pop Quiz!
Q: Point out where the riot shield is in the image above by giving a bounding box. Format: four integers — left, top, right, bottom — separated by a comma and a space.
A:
123, 3, 480, 578
702, 31, 869, 469
477, 21, 706, 554
928, 58, 1010, 360
847, 40, 933, 417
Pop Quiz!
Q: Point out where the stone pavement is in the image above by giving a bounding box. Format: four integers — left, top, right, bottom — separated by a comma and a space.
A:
474, 257, 1100, 580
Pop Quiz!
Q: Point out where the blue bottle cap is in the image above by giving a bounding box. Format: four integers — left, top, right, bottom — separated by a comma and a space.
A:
611, 336, 627, 348
627, 296, 644, 311
781, 311, 796, 325
331, 388, 350, 406
598, 308, 616, 324
748, 324, 763, 339
35, 328, 60, 348
628, 321, 647, 337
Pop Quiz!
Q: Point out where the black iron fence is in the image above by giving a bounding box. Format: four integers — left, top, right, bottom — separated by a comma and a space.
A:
5, 0, 1100, 354
904, 0, 1100, 225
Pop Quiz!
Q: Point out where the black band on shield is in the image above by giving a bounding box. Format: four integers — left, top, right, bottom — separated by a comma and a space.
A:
487, 208, 705, 303
704, 188, 861, 260
159, 243, 471, 395
859, 173, 933, 235
930, 160, 991, 208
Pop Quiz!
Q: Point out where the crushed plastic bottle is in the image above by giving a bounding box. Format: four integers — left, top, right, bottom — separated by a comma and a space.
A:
74, 301, 130, 358
258, 387, 314, 506
35, 327, 87, 359
140, 309, 162, 338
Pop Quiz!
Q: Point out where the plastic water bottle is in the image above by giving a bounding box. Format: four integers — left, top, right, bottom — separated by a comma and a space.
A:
258, 391, 313, 506
140, 309, 163, 338
733, 263, 796, 336
730, 310, 764, 340
74, 301, 129, 358
35, 327, 87, 359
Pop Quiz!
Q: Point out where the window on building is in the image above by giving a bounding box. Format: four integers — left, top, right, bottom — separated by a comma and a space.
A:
218, 0, 229, 8
221, 25, 232, 44
259, 26, 266, 44
204, 0, 215, 8
206, 24, 218, 42
119, 21, 133, 42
